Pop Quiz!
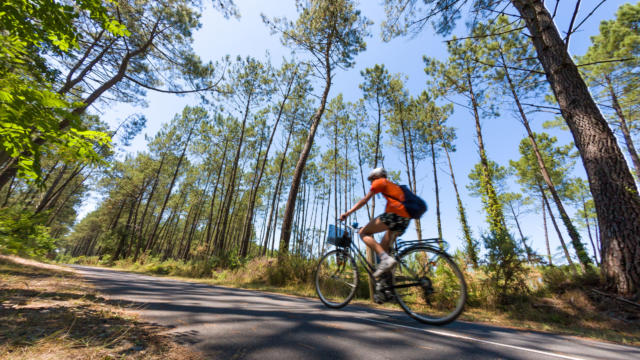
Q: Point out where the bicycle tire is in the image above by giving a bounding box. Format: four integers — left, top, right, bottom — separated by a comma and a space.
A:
315, 249, 359, 308
392, 246, 467, 325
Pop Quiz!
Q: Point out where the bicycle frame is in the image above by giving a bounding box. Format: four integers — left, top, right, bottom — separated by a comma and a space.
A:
337, 223, 377, 279
335, 223, 446, 284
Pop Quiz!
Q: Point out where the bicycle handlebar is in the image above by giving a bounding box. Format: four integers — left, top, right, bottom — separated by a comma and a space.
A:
336, 218, 359, 231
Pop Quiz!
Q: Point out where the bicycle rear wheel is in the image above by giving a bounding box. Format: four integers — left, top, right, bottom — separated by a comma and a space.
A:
392, 246, 467, 325
315, 249, 358, 308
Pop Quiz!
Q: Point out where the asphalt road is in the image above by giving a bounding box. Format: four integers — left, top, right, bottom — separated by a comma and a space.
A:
73, 265, 640, 360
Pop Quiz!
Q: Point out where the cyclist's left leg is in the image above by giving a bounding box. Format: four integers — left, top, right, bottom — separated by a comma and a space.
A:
358, 217, 389, 255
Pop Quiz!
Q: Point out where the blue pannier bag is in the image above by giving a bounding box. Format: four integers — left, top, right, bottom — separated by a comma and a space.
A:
327, 224, 352, 248
398, 185, 427, 219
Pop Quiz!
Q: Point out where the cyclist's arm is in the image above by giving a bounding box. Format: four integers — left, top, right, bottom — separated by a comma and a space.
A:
340, 190, 375, 220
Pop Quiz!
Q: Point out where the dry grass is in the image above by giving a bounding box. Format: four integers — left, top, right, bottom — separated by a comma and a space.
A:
0, 255, 203, 360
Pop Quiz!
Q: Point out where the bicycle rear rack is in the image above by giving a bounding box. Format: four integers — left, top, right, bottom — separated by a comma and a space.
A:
394, 238, 445, 253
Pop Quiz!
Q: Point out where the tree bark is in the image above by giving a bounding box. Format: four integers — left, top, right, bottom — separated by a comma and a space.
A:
279, 43, 333, 257
512, 0, 640, 297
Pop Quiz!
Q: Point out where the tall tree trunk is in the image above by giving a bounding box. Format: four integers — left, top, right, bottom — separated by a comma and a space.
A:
429, 140, 440, 244
542, 194, 553, 266
107, 198, 126, 234
216, 91, 253, 254
239, 73, 297, 257
46, 170, 92, 226
582, 197, 600, 266
239, 134, 266, 257
315, 191, 325, 257
370, 92, 383, 221
321, 185, 331, 255
498, 46, 590, 271
399, 120, 413, 202
34, 164, 69, 213
204, 137, 229, 255
467, 71, 510, 241
279, 50, 332, 257
146, 124, 196, 253
270, 181, 284, 256
184, 171, 213, 260
512, 0, 640, 297
507, 202, 532, 263
159, 188, 189, 260
405, 123, 422, 240
113, 197, 137, 261
310, 188, 320, 255
441, 139, 477, 268
126, 183, 147, 258
355, 116, 371, 217
134, 153, 166, 261
604, 74, 640, 179
540, 183, 574, 269
262, 119, 295, 255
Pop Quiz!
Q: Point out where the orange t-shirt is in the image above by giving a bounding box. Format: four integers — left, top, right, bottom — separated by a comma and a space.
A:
370, 178, 410, 218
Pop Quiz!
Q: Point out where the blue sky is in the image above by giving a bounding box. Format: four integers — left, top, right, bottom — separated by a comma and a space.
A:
87, 0, 634, 262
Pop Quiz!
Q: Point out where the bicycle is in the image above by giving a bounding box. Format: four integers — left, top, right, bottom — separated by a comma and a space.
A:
315, 222, 467, 325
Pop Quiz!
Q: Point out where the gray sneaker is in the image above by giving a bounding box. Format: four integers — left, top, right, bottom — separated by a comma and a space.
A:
373, 256, 397, 279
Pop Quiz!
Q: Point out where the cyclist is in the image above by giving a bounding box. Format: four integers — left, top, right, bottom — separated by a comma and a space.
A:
339, 167, 411, 279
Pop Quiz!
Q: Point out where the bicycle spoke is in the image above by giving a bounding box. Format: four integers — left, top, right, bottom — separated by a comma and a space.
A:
392, 246, 467, 325
315, 249, 358, 308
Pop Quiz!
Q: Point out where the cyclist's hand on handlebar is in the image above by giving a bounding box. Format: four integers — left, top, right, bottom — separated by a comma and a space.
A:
339, 212, 349, 221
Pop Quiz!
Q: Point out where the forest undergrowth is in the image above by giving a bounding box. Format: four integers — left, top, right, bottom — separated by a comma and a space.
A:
58, 253, 640, 346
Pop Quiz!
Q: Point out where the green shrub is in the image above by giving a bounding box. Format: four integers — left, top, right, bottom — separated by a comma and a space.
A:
265, 255, 316, 286
0, 207, 56, 258
541, 265, 601, 294
481, 231, 530, 306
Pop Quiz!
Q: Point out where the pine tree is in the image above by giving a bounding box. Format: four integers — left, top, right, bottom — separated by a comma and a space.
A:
264, 0, 369, 257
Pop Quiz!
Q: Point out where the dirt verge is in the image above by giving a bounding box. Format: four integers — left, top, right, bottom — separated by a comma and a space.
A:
0, 255, 203, 360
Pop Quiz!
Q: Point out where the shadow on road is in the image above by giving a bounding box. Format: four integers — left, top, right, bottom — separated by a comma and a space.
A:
75, 265, 640, 360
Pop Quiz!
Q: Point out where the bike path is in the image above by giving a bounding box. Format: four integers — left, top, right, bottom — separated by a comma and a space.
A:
72, 265, 640, 360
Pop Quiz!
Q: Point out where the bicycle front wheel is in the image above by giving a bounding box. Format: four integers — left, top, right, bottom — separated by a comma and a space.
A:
315, 249, 358, 308
393, 246, 467, 325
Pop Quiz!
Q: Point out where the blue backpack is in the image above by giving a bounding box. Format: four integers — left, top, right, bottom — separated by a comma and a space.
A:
396, 185, 428, 219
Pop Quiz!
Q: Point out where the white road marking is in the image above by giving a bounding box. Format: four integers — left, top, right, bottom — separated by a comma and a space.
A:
359, 317, 585, 360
